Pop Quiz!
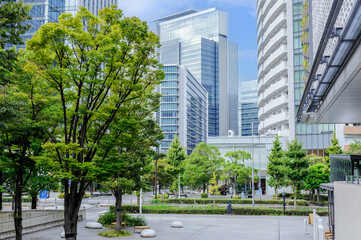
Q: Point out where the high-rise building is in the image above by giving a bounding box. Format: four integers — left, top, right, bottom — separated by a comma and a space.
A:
66, 0, 117, 16
257, 0, 333, 154
155, 8, 238, 137
10, 0, 66, 49
239, 80, 258, 136
158, 65, 208, 155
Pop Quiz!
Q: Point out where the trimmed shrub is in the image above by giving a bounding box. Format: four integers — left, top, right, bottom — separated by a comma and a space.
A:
58, 193, 64, 199
98, 230, 131, 238
119, 204, 327, 216
98, 208, 147, 226
2, 197, 32, 202
201, 193, 208, 199
232, 195, 241, 199
153, 193, 168, 199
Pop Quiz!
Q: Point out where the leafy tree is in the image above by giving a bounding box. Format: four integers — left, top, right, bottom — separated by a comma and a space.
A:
96, 94, 163, 232
284, 139, 308, 209
164, 136, 187, 197
345, 139, 361, 154
183, 143, 224, 193
304, 163, 330, 202
0, 55, 55, 240
208, 172, 220, 195
221, 150, 251, 196
0, 0, 32, 86
27, 6, 163, 239
325, 132, 343, 167
0, 0, 31, 222
267, 136, 287, 200
144, 152, 168, 198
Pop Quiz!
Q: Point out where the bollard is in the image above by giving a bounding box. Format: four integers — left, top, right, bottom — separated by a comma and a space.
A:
282, 192, 286, 215
304, 219, 309, 235
227, 200, 232, 214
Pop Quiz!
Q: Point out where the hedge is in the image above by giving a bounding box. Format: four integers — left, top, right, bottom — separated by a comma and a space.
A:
2, 197, 32, 202
118, 205, 327, 216
151, 198, 310, 206
276, 193, 328, 202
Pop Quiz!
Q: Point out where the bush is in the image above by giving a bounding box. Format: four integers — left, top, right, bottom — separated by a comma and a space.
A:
232, 195, 241, 199
150, 198, 310, 206
98, 230, 131, 238
58, 193, 64, 199
2, 197, 32, 202
119, 204, 328, 216
98, 208, 147, 227
58, 192, 91, 199
201, 193, 208, 199
153, 193, 168, 199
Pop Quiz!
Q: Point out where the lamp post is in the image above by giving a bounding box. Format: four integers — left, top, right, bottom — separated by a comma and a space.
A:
259, 132, 262, 200
251, 122, 255, 208
140, 168, 142, 214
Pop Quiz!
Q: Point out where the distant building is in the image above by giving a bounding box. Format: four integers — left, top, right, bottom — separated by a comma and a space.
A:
239, 80, 258, 136
66, 0, 117, 16
158, 65, 208, 155
155, 8, 238, 137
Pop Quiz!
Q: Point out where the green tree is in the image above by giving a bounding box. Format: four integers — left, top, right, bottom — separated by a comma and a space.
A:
267, 136, 287, 200
27, 6, 163, 239
0, 55, 55, 240
325, 132, 343, 167
284, 139, 308, 209
164, 136, 187, 197
304, 163, 330, 202
345, 139, 361, 154
221, 150, 251, 196
183, 143, 224, 193
208, 172, 220, 195
0, 0, 31, 223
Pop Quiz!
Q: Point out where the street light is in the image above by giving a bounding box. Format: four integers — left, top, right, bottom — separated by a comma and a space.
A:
251, 122, 255, 208
258, 131, 262, 200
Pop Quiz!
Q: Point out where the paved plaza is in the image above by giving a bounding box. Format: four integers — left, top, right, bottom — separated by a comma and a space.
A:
22, 207, 325, 240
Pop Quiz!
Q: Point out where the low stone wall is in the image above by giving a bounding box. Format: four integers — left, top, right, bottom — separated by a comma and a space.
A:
0, 209, 86, 240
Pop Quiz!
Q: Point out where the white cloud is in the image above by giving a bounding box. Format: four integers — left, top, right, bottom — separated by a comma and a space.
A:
207, 0, 256, 9
238, 49, 257, 60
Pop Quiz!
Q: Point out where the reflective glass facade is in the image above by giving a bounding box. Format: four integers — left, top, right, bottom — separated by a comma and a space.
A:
66, 0, 117, 16
293, 0, 333, 155
156, 8, 238, 137
239, 80, 258, 136
158, 65, 208, 155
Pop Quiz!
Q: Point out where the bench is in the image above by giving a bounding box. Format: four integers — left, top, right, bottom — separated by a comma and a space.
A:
134, 226, 150, 233
110, 222, 126, 229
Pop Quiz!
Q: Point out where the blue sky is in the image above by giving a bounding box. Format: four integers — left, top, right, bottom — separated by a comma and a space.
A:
117, 0, 257, 83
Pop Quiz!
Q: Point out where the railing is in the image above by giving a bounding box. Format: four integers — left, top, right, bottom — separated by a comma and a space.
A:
346, 175, 360, 184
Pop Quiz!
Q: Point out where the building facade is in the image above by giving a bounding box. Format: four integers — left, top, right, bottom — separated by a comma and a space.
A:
155, 8, 238, 137
257, 0, 333, 154
158, 65, 208, 155
66, 0, 117, 16
239, 80, 258, 136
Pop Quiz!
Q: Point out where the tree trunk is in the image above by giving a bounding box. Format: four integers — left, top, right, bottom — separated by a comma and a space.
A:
275, 178, 278, 200
137, 195, 140, 206
154, 161, 158, 199
203, 184, 206, 193
293, 186, 297, 210
0, 171, 2, 210
63, 180, 85, 240
233, 182, 236, 196
115, 190, 123, 232
31, 195, 37, 209
316, 188, 320, 202
14, 180, 23, 240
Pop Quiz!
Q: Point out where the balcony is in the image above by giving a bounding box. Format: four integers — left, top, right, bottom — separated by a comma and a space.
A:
264, 111, 288, 129
257, 0, 276, 29
259, 95, 288, 119
258, 28, 287, 64
259, 77, 288, 104
344, 126, 361, 135
258, 61, 288, 93
258, 45, 287, 78
257, 0, 286, 39
258, 12, 287, 51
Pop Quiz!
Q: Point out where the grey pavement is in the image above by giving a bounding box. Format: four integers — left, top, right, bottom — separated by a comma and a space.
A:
23, 208, 327, 240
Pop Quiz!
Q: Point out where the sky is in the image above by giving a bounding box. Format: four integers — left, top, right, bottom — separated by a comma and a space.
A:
117, 0, 258, 83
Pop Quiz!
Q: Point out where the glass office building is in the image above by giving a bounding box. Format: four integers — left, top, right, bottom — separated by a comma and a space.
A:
156, 8, 238, 137
158, 65, 208, 155
66, 0, 117, 16
239, 80, 258, 136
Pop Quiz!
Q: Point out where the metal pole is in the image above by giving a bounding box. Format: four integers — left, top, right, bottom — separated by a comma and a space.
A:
259, 133, 261, 200
252, 123, 255, 207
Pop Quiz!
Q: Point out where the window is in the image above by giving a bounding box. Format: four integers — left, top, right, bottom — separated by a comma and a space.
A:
293, 20, 301, 32
161, 103, 178, 110
293, 36, 301, 50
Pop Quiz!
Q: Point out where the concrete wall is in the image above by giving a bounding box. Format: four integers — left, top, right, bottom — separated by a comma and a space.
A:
0, 209, 86, 240
334, 182, 361, 239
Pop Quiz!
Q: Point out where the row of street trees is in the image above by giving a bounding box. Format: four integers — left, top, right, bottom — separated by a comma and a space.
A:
267, 134, 343, 208
0, 2, 164, 239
